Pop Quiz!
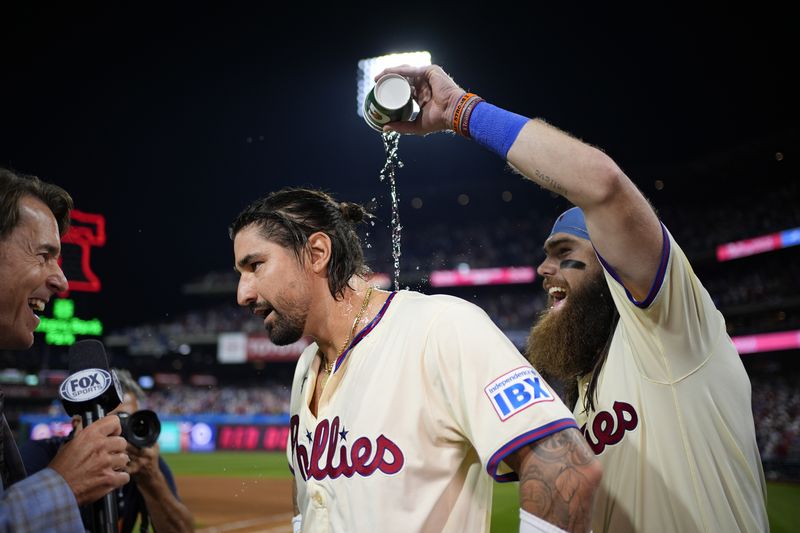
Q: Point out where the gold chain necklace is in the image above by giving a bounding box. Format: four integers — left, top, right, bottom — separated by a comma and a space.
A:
320, 285, 374, 384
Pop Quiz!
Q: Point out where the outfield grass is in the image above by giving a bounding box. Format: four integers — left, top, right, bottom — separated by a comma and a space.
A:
766, 482, 800, 533
488, 480, 800, 532
165, 452, 800, 532
164, 451, 290, 477
489, 481, 519, 532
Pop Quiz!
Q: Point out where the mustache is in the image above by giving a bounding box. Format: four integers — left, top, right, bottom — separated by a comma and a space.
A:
250, 301, 272, 314
527, 271, 616, 388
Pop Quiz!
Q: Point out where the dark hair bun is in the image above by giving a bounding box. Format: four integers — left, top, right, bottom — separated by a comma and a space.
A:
339, 201, 367, 223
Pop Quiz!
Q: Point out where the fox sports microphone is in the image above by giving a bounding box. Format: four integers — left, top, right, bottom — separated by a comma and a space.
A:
59, 339, 123, 426
59, 339, 124, 533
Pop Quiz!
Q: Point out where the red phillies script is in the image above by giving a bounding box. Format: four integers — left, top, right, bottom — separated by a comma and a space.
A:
290, 415, 405, 481
581, 401, 639, 454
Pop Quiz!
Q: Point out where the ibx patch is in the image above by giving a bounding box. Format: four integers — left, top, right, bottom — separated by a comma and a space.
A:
484, 366, 555, 421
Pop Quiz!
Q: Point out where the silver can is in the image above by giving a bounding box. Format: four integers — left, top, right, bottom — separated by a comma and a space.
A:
363, 73, 414, 132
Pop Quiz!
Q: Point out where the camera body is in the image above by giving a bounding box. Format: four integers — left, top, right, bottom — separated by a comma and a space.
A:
118, 409, 161, 448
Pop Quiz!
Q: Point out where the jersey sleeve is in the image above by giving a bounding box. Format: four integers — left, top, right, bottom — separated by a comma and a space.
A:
423, 300, 577, 482
597, 224, 729, 381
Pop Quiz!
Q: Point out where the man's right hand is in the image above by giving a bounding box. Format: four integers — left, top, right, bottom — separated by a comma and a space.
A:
48, 415, 131, 506
376, 65, 465, 135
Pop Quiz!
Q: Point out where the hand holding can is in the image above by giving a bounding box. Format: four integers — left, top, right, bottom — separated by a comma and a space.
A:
373, 65, 466, 135
363, 73, 414, 132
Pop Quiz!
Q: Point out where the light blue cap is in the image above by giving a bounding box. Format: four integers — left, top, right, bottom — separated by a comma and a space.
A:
549, 207, 590, 240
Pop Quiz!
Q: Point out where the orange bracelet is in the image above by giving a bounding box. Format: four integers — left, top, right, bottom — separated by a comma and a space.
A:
451, 92, 484, 137
451, 92, 474, 132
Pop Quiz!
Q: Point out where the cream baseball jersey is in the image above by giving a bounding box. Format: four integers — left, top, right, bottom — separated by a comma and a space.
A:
287, 290, 577, 533
576, 226, 768, 532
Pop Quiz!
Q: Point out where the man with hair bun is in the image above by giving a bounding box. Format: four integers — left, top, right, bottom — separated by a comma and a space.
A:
230, 187, 601, 533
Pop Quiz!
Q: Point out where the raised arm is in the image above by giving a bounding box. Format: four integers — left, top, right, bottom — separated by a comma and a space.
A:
380, 65, 663, 300
505, 121, 662, 301
504, 428, 602, 532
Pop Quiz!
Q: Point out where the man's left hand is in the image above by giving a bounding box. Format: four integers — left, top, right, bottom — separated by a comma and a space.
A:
125, 442, 161, 483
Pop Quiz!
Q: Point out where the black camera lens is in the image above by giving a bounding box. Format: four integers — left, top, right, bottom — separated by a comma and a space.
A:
118, 410, 161, 448
131, 417, 149, 438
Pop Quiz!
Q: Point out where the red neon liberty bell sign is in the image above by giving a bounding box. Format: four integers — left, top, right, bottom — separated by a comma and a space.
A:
36, 209, 106, 345
59, 210, 106, 295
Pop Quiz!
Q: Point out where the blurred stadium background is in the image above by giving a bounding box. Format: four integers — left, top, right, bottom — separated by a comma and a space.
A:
2, 137, 798, 531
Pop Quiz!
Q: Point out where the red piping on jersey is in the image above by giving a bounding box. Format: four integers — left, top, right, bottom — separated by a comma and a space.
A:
487, 418, 578, 482
333, 291, 397, 373
595, 222, 671, 309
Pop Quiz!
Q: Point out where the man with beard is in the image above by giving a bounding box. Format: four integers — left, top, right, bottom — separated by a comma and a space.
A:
525, 218, 618, 410
230, 188, 602, 533
380, 64, 768, 532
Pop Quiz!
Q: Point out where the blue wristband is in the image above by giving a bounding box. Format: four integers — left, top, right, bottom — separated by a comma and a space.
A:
468, 102, 529, 158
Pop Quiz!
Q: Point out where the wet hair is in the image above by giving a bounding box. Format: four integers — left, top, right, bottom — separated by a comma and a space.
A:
0, 167, 73, 239
229, 187, 371, 299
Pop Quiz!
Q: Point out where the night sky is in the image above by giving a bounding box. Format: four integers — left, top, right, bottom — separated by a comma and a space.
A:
1, 4, 795, 330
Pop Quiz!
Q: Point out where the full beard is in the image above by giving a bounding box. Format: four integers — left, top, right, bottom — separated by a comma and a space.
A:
266, 309, 306, 345
526, 271, 617, 387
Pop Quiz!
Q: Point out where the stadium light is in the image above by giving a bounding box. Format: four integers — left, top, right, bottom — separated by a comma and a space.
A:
356, 51, 431, 117
138, 375, 155, 390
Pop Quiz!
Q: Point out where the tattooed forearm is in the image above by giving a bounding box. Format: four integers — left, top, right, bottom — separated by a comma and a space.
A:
533, 169, 569, 197
510, 428, 601, 533
531, 426, 596, 466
